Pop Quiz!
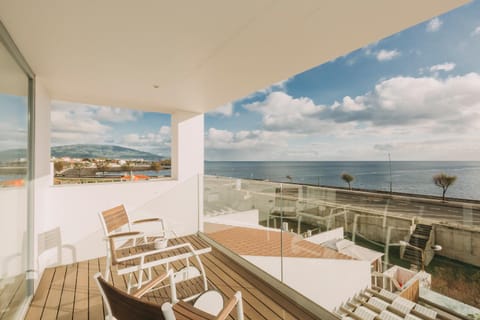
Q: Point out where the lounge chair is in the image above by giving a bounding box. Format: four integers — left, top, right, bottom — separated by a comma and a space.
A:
94, 272, 244, 320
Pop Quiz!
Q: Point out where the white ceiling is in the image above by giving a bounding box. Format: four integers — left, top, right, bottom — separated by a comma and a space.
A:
0, 0, 469, 114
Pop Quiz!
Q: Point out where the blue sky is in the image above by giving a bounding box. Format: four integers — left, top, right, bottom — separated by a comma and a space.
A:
49, 101, 172, 157
205, 0, 480, 161
0, 95, 28, 151
2, 1, 480, 161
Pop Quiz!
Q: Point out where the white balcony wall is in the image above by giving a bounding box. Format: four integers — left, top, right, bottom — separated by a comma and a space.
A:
42, 177, 201, 267
32, 86, 205, 286
0, 187, 27, 278
244, 255, 371, 311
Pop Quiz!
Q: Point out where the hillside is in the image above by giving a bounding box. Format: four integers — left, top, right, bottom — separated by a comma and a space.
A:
0, 148, 27, 162
52, 144, 164, 161
0, 144, 165, 161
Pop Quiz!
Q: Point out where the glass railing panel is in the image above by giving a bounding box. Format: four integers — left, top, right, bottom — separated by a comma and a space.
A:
203, 175, 480, 316
203, 175, 285, 280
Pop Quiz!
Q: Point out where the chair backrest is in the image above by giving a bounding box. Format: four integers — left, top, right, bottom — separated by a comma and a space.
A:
100, 204, 130, 235
94, 272, 166, 320
274, 187, 299, 208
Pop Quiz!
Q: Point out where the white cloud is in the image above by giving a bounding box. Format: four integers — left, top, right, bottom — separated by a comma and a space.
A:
376, 49, 400, 62
207, 72, 480, 161
95, 106, 142, 122
210, 103, 234, 117
50, 101, 150, 148
471, 26, 480, 36
119, 126, 171, 155
426, 17, 442, 32
51, 102, 112, 145
241, 73, 480, 137
429, 62, 456, 72
244, 91, 331, 133
254, 78, 292, 96
0, 124, 27, 151
205, 128, 292, 160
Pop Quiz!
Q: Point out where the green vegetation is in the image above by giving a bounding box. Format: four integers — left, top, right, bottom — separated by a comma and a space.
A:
150, 161, 163, 172
433, 173, 457, 201
341, 172, 355, 190
53, 161, 64, 173
96, 160, 110, 176
121, 161, 135, 173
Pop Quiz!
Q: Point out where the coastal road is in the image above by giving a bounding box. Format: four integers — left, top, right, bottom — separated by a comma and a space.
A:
319, 188, 480, 226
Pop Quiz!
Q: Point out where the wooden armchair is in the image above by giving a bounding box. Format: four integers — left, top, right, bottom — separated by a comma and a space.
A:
99, 204, 178, 292
94, 272, 244, 320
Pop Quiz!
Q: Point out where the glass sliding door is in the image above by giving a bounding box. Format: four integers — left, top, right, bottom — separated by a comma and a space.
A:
0, 33, 31, 319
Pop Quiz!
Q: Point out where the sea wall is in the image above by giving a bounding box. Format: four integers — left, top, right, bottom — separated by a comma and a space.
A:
301, 206, 480, 267
433, 223, 480, 267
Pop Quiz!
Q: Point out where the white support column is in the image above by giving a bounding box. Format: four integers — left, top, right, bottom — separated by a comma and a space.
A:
171, 112, 204, 181
171, 111, 204, 232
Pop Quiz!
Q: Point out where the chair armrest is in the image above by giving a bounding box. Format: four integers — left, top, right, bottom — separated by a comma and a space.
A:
215, 291, 243, 320
132, 269, 171, 298
115, 242, 210, 263
106, 231, 142, 240
132, 218, 162, 224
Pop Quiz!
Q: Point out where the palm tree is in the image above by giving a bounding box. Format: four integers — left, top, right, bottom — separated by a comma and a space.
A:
433, 173, 457, 201
341, 172, 355, 190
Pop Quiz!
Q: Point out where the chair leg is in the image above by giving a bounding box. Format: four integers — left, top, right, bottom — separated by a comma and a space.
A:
236, 292, 244, 320
127, 273, 133, 294
104, 254, 111, 281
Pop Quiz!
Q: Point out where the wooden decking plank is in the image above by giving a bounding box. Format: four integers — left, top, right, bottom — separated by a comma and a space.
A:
25, 268, 55, 320
57, 262, 77, 319
26, 234, 324, 320
88, 258, 104, 320
210, 247, 318, 320
181, 236, 270, 320
170, 237, 246, 320
73, 261, 88, 320
42, 265, 67, 319
189, 234, 318, 320
0, 274, 25, 320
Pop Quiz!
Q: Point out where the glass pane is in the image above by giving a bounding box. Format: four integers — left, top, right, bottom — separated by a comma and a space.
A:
0, 39, 29, 319
50, 101, 171, 185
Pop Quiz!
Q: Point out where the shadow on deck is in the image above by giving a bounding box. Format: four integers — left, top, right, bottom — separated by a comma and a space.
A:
25, 234, 322, 320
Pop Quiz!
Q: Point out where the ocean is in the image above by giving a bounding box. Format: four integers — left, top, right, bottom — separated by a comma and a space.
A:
3, 161, 479, 200
205, 161, 480, 200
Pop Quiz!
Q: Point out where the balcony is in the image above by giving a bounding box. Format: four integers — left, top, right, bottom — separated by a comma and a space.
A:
25, 235, 322, 320
2, 175, 479, 319
0, 1, 477, 319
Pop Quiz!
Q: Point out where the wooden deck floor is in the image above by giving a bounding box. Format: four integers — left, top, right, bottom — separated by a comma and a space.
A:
25, 234, 322, 320
0, 274, 27, 319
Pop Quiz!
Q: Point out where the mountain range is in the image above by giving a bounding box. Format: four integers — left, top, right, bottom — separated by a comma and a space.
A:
0, 144, 165, 161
